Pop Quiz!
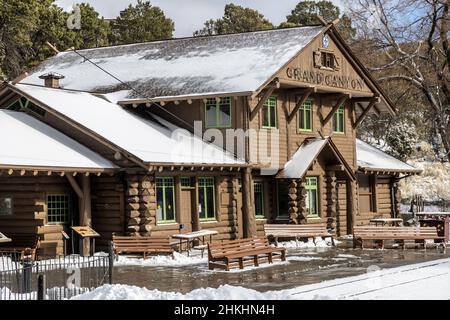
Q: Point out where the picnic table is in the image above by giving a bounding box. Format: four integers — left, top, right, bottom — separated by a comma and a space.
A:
172, 230, 218, 257
0, 232, 11, 243
370, 218, 403, 227
417, 212, 450, 242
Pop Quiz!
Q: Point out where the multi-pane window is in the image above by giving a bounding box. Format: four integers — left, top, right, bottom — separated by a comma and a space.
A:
47, 194, 71, 225
333, 105, 345, 133
205, 97, 232, 128
262, 96, 277, 128
299, 100, 313, 131
199, 177, 216, 220
254, 182, 265, 218
305, 177, 319, 217
156, 177, 176, 224
180, 177, 192, 188
0, 197, 12, 216
321, 52, 335, 69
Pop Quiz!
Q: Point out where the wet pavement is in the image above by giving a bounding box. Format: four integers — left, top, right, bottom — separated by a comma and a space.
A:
111, 240, 450, 293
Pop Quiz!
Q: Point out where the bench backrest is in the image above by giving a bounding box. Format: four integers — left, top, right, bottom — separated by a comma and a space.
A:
208, 237, 270, 259
0, 234, 40, 249
112, 235, 172, 249
264, 224, 329, 236
353, 226, 439, 237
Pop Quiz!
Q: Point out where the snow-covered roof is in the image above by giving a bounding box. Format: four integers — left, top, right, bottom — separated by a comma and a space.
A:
20, 26, 326, 100
14, 84, 243, 165
278, 138, 328, 179
0, 110, 116, 170
356, 139, 421, 173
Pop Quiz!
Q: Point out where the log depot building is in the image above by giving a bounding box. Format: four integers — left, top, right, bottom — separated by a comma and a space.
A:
0, 23, 421, 256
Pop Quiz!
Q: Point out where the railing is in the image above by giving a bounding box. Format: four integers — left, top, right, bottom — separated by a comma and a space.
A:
0, 250, 113, 300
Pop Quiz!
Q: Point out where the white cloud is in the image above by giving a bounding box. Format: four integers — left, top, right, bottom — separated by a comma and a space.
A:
55, 0, 345, 37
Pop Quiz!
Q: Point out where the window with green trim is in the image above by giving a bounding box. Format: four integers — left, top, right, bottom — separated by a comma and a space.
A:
198, 177, 216, 220
205, 97, 232, 128
7, 97, 46, 117
332, 105, 345, 133
0, 197, 12, 216
305, 177, 319, 217
156, 177, 176, 224
299, 100, 313, 131
180, 177, 192, 188
262, 96, 277, 128
254, 182, 265, 218
47, 194, 71, 225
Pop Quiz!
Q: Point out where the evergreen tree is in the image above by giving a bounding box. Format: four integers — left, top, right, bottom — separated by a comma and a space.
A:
111, 0, 174, 45
194, 4, 274, 36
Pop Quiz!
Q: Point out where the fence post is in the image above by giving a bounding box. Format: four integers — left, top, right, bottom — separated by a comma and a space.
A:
37, 274, 46, 300
108, 241, 114, 285
21, 257, 32, 294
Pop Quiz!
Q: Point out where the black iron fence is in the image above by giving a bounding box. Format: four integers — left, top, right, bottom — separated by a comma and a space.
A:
0, 250, 113, 300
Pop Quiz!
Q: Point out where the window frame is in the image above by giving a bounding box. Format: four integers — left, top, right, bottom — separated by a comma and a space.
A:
254, 182, 265, 219
298, 99, 313, 132
305, 177, 319, 218
321, 52, 335, 69
261, 96, 278, 129
204, 97, 232, 129
198, 177, 216, 221
156, 177, 177, 224
0, 196, 13, 216
46, 193, 71, 225
332, 105, 345, 134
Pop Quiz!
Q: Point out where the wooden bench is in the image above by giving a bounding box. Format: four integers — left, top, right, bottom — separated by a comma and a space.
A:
112, 235, 175, 259
353, 226, 446, 250
264, 224, 335, 246
0, 233, 40, 260
207, 237, 286, 271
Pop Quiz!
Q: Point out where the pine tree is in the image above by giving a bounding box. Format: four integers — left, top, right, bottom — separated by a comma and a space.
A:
194, 4, 274, 36
111, 0, 174, 45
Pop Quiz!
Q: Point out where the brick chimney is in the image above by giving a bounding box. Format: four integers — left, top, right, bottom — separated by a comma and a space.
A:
38, 72, 65, 88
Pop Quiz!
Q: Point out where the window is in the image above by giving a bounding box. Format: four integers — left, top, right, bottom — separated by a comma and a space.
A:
276, 180, 290, 218
205, 97, 232, 128
199, 177, 216, 220
47, 194, 71, 225
0, 197, 12, 216
321, 52, 335, 69
254, 182, 265, 219
262, 96, 277, 129
333, 105, 345, 133
358, 174, 376, 213
299, 100, 313, 131
7, 97, 46, 117
156, 177, 176, 224
305, 177, 319, 217
181, 177, 192, 188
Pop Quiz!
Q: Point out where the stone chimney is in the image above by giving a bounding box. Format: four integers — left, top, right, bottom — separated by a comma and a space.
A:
38, 72, 65, 88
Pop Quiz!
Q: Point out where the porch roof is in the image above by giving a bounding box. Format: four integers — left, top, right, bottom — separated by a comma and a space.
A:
356, 139, 422, 174
277, 137, 355, 180
0, 110, 116, 172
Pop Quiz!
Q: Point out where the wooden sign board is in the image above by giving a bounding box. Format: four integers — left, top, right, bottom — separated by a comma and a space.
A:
71, 226, 100, 238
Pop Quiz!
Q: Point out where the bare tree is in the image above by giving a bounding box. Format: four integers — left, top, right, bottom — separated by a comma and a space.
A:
347, 0, 450, 161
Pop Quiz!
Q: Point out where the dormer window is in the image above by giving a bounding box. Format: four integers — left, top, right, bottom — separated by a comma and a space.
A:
321, 52, 335, 69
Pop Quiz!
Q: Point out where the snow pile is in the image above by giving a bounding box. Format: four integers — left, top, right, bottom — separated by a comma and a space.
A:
114, 251, 206, 267
400, 160, 450, 203
274, 237, 335, 248
71, 257, 450, 300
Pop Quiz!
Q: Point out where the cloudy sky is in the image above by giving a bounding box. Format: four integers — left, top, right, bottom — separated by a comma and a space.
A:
55, 0, 345, 37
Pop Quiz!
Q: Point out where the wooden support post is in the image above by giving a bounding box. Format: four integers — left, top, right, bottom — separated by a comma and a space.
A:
241, 168, 257, 238
288, 180, 299, 224
346, 179, 356, 235
191, 176, 200, 232
326, 172, 337, 233
287, 88, 314, 123
80, 175, 92, 256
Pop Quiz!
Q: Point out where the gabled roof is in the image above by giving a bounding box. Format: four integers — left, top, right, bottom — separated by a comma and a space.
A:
10, 84, 243, 166
20, 26, 326, 100
0, 110, 116, 171
277, 137, 355, 180
356, 139, 421, 174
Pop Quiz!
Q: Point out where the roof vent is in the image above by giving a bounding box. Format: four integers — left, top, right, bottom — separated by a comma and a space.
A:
38, 72, 65, 88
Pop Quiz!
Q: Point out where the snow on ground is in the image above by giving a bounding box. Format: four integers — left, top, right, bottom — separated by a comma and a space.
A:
114, 251, 206, 267
72, 257, 450, 300
274, 237, 336, 248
